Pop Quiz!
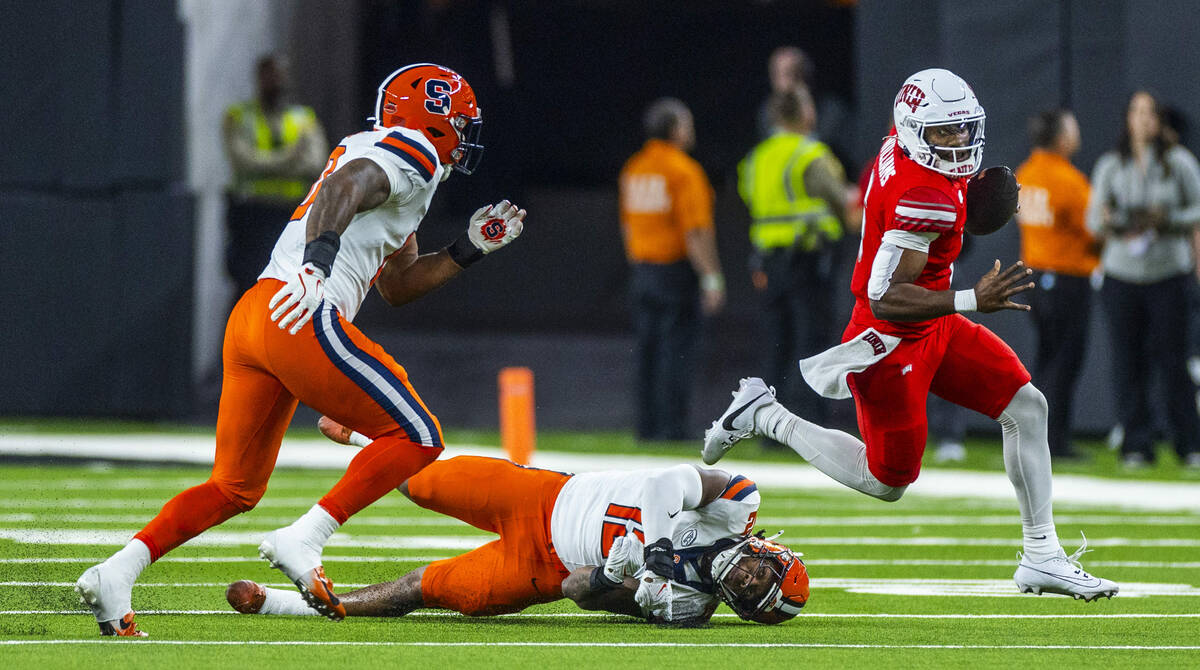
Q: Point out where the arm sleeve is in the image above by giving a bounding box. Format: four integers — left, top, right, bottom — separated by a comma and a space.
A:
1167, 147, 1200, 230
891, 186, 957, 234
640, 465, 705, 546
674, 164, 715, 232
1086, 154, 1122, 234
867, 230, 938, 301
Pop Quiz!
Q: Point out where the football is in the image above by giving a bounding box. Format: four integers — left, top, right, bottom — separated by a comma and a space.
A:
964, 165, 1020, 235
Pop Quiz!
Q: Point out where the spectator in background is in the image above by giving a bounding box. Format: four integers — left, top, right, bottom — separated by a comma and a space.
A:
738, 86, 847, 428
223, 54, 328, 295
1087, 91, 1200, 468
1015, 109, 1097, 460
620, 98, 725, 442
757, 47, 814, 139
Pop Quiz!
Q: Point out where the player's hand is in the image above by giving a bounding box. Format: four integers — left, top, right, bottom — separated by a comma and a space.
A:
467, 200, 526, 254
603, 534, 644, 585
317, 416, 371, 448
973, 259, 1033, 313
269, 262, 326, 334
634, 574, 674, 621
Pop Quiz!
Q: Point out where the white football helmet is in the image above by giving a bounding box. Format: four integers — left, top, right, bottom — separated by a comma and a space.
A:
893, 68, 985, 177
711, 531, 808, 622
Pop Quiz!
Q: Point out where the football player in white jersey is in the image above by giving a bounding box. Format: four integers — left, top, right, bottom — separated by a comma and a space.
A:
76, 64, 525, 636
226, 422, 809, 626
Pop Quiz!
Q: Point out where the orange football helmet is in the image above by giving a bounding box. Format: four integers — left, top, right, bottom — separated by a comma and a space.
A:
711, 531, 809, 623
372, 63, 483, 174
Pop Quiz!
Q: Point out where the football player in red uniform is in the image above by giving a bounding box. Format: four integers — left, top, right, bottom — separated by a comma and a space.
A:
703, 68, 1117, 602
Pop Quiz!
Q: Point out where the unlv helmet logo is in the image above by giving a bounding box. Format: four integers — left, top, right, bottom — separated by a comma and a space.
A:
896, 83, 925, 113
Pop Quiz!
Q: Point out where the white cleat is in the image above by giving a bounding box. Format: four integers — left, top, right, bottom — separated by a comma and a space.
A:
259, 529, 346, 621
1014, 535, 1119, 602
701, 377, 776, 465
75, 564, 147, 637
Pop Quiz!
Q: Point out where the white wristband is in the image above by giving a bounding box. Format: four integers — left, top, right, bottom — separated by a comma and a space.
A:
700, 273, 725, 292
954, 289, 978, 313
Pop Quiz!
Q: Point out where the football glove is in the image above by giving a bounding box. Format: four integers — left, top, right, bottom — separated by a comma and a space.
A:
634, 574, 674, 621
603, 533, 645, 585
269, 262, 326, 335
447, 200, 526, 267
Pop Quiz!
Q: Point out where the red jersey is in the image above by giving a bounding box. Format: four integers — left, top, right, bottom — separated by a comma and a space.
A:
850, 134, 968, 338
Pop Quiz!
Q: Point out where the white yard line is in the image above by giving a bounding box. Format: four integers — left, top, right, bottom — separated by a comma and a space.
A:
10, 579, 1200, 597
4, 433, 1199, 511
2, 640, 1198, 649
6, 529, 1198, 549
5, 610, 1200, 619
3, 556, 1198, 569
6, 512, 1196, 528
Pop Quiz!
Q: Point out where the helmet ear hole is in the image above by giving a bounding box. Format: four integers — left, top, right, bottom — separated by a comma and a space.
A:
426, 127, 446, 138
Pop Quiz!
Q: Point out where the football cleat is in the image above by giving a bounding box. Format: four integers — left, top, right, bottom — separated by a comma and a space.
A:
702, 378, 776, 465
226, 580, 267, 614
1013, 535, 1119, 602
75, 566, 147, 637
259, 530, 346, 621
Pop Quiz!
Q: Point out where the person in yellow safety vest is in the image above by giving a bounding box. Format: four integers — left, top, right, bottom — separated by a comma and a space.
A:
222, 54, 328, 295
737, 85, 848, 429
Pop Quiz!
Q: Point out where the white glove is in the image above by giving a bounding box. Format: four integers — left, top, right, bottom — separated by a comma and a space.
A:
634, 574, 673, 622
269, 262, 326, 335
603, 534, 645, 585
467, 200, 525, 254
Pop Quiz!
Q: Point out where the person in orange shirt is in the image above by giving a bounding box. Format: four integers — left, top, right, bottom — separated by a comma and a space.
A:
620, 98, 725, 441
1015, 109, 1098, 459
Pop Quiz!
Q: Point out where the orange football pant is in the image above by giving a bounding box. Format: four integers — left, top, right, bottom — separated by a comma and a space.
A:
407, 456, 571, 616
135, 279, 443, 560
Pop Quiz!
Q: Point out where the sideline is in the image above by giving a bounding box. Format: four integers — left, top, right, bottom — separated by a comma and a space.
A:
3, 433, 1200, 511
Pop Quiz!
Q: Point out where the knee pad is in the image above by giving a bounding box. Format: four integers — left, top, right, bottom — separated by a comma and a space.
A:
209, 477, 265, 512
1000, 383, 1048, 430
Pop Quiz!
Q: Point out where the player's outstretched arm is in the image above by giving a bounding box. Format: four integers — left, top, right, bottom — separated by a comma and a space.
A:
374, 200, 526, 306
561, 566, 642, 617
334, 567, 426, 617
870, 245, 1032, 321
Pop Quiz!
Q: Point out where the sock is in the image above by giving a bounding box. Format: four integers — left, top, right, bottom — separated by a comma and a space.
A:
998, 384, 1060, 561
100, 539, 152, 589
756, 402, 903, 501
1022, 523, 1061, 561
289, 504, 341, 549
318, 435, 441, 523
261, 587, 321, 616
134, 480, 245, 561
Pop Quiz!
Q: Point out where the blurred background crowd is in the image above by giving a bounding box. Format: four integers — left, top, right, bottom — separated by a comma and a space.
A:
4, 0, 1199, 469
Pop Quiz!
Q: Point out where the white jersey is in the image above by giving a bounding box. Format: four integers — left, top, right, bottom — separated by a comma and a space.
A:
549, 468, 760, 619
260, 126, 445, 322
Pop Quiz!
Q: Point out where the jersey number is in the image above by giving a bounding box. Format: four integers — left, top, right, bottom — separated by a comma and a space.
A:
424, 79, 452, 115
600, 503, 645, 557
291, 146, 347, 221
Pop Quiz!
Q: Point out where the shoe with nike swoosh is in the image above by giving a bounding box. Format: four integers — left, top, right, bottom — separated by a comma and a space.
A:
1013, 534, 1119, 602
702, 377, 776, 465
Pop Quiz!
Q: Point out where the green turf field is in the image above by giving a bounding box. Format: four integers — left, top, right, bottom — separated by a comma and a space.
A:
1, 448, 1198, 668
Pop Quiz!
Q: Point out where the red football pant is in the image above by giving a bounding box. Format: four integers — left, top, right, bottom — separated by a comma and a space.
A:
135, 280, 443, 560
844, 314, 1030, 488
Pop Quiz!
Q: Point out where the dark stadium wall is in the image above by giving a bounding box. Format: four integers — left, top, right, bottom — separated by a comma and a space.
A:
0, 1, 193, 418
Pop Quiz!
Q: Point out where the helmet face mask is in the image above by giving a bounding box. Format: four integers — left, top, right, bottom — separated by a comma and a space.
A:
893, 68, 986, 178
711, 532, 809, 622
372, 63, 484, 175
